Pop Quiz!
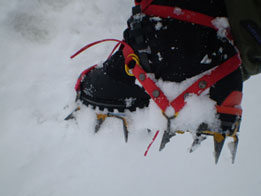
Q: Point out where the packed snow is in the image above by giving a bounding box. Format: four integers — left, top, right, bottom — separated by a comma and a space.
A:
212, 17, 230, 38
1, 0, 261, 196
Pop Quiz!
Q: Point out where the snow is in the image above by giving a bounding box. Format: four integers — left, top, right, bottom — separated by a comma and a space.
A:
155, 22, 163, 31
1, 0, 261, 196
125, 97, 136, 108
212, 17, 230, 38
200, 54, 212, 64
157, 52, 163, 61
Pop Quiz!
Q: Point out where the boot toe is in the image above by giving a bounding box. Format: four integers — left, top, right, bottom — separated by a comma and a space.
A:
79, 67, 150, 112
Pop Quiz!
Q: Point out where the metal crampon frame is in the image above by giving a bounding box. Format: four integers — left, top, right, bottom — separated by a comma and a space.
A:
65, 107, 241, 164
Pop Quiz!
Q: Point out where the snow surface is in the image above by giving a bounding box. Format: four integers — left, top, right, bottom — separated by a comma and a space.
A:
1, 0, 261, 196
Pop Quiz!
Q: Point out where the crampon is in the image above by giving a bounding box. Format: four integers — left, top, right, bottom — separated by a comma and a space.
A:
65, 38, 242, 164
65, 1, 243, 164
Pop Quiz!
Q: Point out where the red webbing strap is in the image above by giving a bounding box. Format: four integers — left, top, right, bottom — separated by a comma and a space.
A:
144, 5, 217, 30
216, 105, 242, 116
139, 0, 154, 11
70, 39, 133, 59
108, 42, 121, 59
131, 53, 241, 115
216, 91, 242, 115
132, 64, 170, 112
170, 55, 241, 114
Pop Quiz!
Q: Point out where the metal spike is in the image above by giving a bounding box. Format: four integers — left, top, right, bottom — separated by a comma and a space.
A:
121, 117, 129, 143
95, 114, 107, 133
228, 135, 239, 164
213, 133, 226, 164
64, 107, 81, 120
159, 130, 175, 151
190, 123, 208, 153
159, 117, 175, 151
108, 113, 129, 143
189, 135, 207, 153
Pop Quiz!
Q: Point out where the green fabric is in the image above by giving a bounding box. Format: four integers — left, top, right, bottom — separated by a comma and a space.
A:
225, 0, 261, 80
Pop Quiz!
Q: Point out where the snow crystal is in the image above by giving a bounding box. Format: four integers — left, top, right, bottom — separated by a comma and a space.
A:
125, 98, 136, 108
174, 94, 220, 133
212, 17, 230, 30
133, 13, 145, 21
138, 46, 152, 54
155, 72, 206, 101
150, 16, 162, 22
96, 60, 104, 68
155, 22, 163, 31
164, 106, 175, 117
212, 17, 230, 38
200, 54, 212, 64
157, 52, 163, 61
135, 78, 143, 87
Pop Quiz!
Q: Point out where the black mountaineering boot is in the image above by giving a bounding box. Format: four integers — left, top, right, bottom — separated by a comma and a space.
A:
71, 0, 243, 163
79, 0, 242, 112
79, 50, 150, 112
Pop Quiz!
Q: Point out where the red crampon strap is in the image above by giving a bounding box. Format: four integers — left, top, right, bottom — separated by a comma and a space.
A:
135, 0, 226, 32
144, 5, 217, 30
216, 91, 243, 116
136, 0, 154, 12
170, 55, 241, 114
130, 53, 241, 116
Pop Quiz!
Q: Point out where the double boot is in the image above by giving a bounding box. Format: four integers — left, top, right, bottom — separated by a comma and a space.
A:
76, 0, 243, 134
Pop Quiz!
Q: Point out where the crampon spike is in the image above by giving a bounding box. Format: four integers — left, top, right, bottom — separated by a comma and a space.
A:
110, 114, 129, 143
112, 115, 129, 143
159, 117, 176, 151
190, 123, 208, 153
95, 113, 129, 143
95, 114, 107, 133
64, 107, 81, 120
213, 133, 226, 164
189, 135, 207, 153
228, 135, 239, 164
123, 120, 128, 143
159, 130, 175, 151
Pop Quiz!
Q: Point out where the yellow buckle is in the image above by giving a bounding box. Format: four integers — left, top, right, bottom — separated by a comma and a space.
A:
125, 54, 140, 77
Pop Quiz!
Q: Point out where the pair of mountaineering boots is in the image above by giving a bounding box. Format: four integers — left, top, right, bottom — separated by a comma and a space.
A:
69, 0, 243, 163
